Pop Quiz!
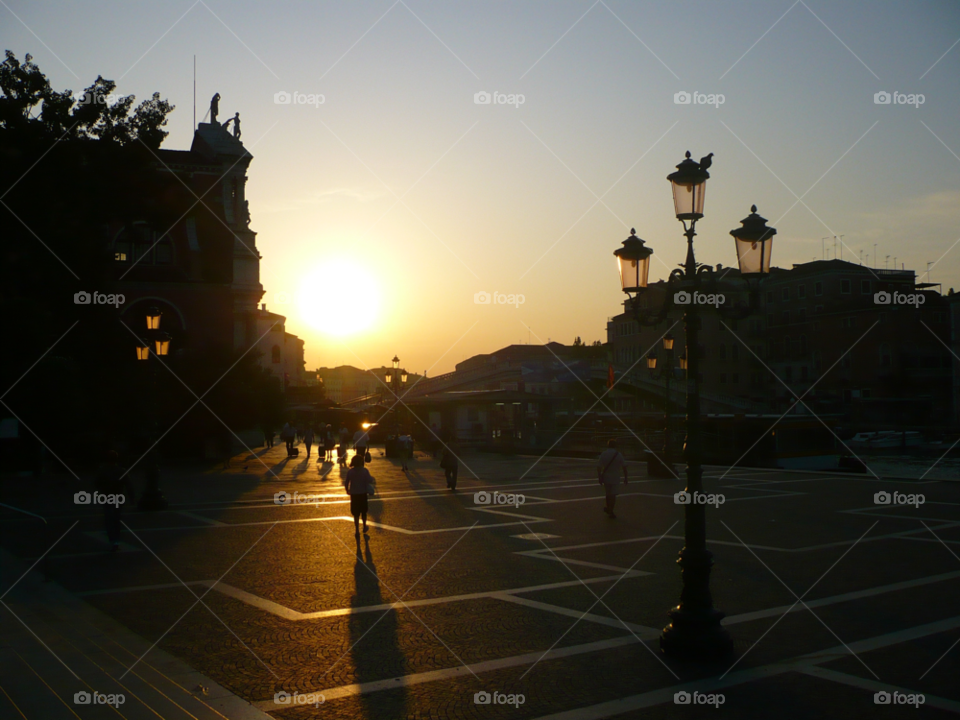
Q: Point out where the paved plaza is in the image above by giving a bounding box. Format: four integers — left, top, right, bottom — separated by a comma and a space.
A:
2, 444, 960, 718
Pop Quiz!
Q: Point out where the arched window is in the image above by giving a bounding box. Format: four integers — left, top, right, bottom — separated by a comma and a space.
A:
271, 345, 281, 364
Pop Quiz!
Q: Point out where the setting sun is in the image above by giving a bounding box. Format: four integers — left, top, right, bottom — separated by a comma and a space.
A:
297, 259, 379, 336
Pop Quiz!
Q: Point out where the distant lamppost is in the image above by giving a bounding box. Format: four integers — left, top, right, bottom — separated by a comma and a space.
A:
137, 307, 170, 511
612, 151, 777, 660
385, 355, 407, 448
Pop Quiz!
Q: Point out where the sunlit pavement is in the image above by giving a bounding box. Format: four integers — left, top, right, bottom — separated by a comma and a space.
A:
2, 444, 960, 718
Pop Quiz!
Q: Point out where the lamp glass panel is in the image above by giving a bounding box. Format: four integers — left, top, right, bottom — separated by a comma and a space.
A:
736, 237, 772, 275
671, 180, 706, 218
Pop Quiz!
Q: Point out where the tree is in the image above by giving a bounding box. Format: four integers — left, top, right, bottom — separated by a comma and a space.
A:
0, 51, 174, 148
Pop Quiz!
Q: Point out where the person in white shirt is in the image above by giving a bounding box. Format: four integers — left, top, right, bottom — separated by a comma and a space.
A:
597, 439, 628, 519
345, 459, 375, 535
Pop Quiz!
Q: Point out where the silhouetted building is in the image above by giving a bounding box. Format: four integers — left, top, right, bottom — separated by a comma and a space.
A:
607, 259, 951, 425
107, 120, 306, 369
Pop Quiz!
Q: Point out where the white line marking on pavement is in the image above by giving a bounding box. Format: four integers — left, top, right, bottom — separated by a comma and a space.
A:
252, 635, 643, 710
492, 593, 659, 635
797, 666, 960, 713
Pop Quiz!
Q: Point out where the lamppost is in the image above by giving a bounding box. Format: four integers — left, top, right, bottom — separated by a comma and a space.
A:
385, 355, 407, 453
613, 151, 777, 659
136, 306, 171, 511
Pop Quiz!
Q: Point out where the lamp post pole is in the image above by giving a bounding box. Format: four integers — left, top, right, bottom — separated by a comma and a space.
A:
613, 151, 777, 660
137, 308, 170, 511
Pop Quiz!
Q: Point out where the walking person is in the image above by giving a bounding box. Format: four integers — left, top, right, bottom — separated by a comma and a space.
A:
264, 427, 275, 448
597, 439, 628, 519
96, 451, 136, 551
353, 426, 370, 464
281, 422, 295, 455
303, 425, 314, 459
324, 424, 336, 461
345, 457, 375, 536
400, 434, 412, 472
440, 444, 459, 490
338, 424, 350, 466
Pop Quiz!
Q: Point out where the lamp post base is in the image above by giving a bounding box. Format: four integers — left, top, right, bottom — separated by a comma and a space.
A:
660, 607, 732, 660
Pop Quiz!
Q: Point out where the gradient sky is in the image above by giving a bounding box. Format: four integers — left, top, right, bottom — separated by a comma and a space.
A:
4, 0, 959, 376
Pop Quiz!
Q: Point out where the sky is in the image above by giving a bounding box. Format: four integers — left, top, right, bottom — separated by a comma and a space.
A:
3, 0, 960, 376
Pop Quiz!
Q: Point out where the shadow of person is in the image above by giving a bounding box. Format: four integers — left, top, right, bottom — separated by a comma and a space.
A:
349, 536, 407, 717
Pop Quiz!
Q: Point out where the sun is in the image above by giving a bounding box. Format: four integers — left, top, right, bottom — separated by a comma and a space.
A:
297, 259, 379, 336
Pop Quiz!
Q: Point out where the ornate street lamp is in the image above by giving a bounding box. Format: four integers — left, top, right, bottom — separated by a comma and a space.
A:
646, 354, 658, 371
612, 151, 777, 660
146, 306, 162, 330
667, 151, 709, 221
614, 230, 654, 293
731, 205, 777, 277
154, 332, 171, 357
136, 339, 150, 361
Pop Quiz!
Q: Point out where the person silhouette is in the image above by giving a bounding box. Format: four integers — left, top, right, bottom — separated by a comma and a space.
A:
210, 93, 221, 124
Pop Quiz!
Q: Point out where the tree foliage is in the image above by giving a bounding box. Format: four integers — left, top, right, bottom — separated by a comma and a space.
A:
0, 51, 174, 148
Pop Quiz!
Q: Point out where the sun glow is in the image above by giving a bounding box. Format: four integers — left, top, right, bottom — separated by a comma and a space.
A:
298, 259, 379, 336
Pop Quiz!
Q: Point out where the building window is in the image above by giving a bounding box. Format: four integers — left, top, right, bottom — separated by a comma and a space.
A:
798, 285, 806, 299
861, 279, 871, 294
815, 305, 824, 314
799, 335, 808, 356
813, 351, 822, 373
719, 373, 727, 384
782, 288, 790, 301
801, 366, 808, 381
879, 343, 891, 368
731, 344, 739, 361
841, 355, 851, 369
815, 281, 823, 296
271, 345, 281, 364
841, 279, 851, 294
798, 307, 806, 320
766, 291, 774, 303
782, 311, 790, 324
732, 373, 739, 385
718, 344, 726, 360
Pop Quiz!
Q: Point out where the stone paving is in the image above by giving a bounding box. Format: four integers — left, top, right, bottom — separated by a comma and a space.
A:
2, 441, 960, 718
